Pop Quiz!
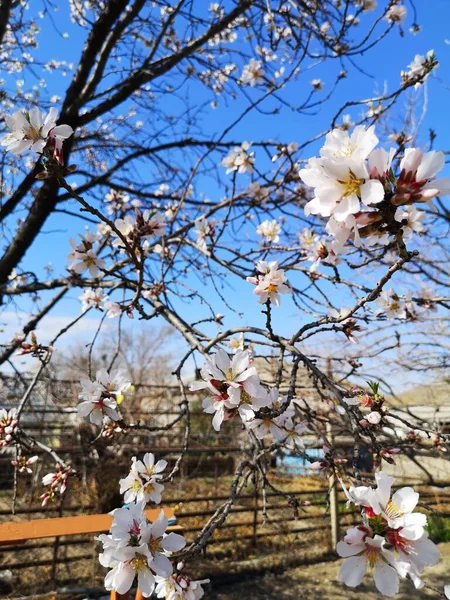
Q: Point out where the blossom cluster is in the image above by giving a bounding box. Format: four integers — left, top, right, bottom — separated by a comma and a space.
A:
247, 387, 308, 448
221, 142, 255, 174
246, 260, 290, 306
41, 464, 75, 506
119, 452, 167, 505
98, 452, 207, 598
99, 503, 186, 597
1, 107, 73, 162
155, 572, 208, 600
104, 189, 141, 215
401, 50, 437, 89
190, 349, 308, 447
343, 382, 386, 427
189, 349, 269, 431
0, 408, 18, 447
299, 125, 450, 255
113, 210, 166, 252
338, 472, 439, 597
77, 368, 131, 426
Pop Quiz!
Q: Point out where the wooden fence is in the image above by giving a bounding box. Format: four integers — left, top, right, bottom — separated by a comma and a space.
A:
1, 477, 449, 595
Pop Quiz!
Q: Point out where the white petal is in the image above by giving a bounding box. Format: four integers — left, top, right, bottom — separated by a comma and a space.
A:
138, 569, 156, 597
373, 563, 399, 597
214, 348, 230, 374
391, 487, 419, 515
361, 179, 385, 205
212, 406, 224, 431
336, 541, 366, 558
333, 195, 360, 221
416, 151, 444, 180
162, 532, 186, 552
114, 566, 135, 594
151, 511, 168, 538
338, 556, 367, 587
151, 552, 173, 577
51, 124, 73, 139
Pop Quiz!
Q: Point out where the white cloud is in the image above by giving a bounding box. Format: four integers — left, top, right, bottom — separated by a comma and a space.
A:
0, 311, 113, 371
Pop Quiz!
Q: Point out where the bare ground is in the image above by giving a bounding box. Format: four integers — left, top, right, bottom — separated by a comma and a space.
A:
208, 542, 450, 600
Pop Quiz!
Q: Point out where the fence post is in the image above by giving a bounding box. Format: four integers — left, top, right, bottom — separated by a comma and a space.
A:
326, 421, 339, 550
252, 486, 258, 546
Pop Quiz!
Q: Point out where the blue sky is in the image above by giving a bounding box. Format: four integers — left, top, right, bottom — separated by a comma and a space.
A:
3, 1, 450, 386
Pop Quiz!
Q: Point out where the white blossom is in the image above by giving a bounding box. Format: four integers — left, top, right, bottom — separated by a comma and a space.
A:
385, 4, 407, 24
189, 349, 268, 431
221, 142, 255, 174
79, 288, 108, 311
256, 219, 281, 244
1, 107, 73, 155
376, 289, 407, 320
246, 260, 290, 306
241, 59, 264, 86
119, 453, 167, 504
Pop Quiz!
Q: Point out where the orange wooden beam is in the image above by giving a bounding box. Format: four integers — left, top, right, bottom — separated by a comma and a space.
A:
110, 591, 130, 600
0, 507, 177, 545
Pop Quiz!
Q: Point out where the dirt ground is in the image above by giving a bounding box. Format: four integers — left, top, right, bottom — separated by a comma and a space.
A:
208, 542, 450, 600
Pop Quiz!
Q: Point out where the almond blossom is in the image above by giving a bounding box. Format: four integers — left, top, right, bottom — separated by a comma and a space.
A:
79, 287, 109, 311
320, 125, 378, 162
194, 216, 216, 250
67, 231, 105, 277
155, 574, 209, 600
119, 453, 167, 504
189, 349, 268, 431
1, 107, 73, 155
344, 472, 426, 531
246, 260, 290, 306
385, 4, 407, 24
338, 473, 439, 595
337, 528, 410, 596
221, 142, 255, 174
298, 228, 320, 251
241, 59, 264, 86
392, 148, 450, 206
376, 289, 407, 320
256, 219, 281, 244
228, 333, 245, 353
300, 156, 384, 222
394, 205, 425, 238
77, 368, 131, 426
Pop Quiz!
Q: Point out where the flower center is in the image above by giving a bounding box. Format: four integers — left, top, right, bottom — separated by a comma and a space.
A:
384, 500, 404, 521
339, 170, 363, 198
131, 553, 148, 572
364, 545, 381, 568
26, 125, 42, 142
266, 283, 278, 294
148, 536, 163, 555
240, 390, 252, 404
